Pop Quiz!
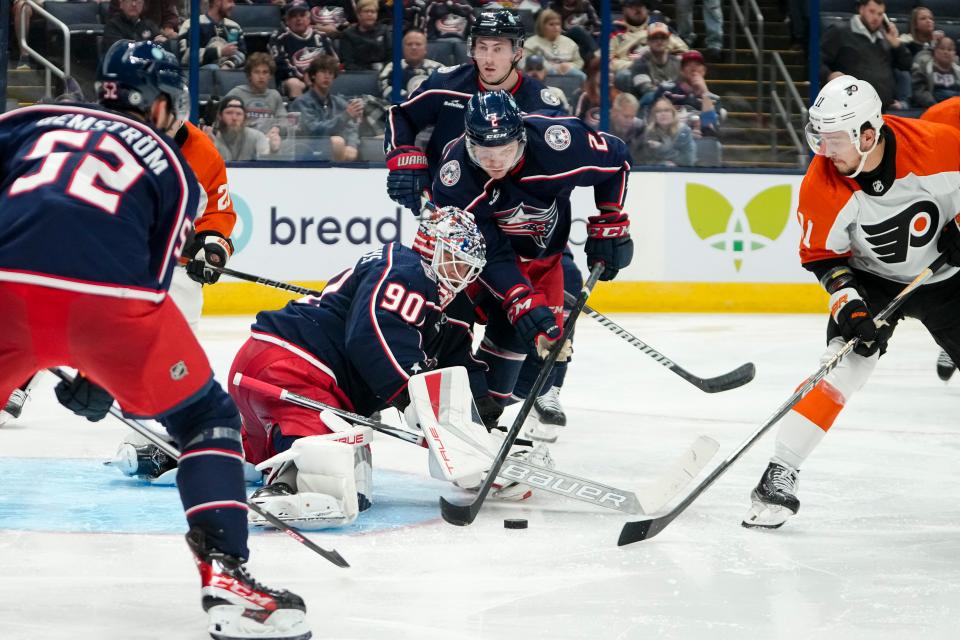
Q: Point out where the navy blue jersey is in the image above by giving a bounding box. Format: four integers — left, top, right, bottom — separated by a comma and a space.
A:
0, 104, 200, 300
384, 63, 566, 170
431, 114, 631, 300
252, 243, 483, 416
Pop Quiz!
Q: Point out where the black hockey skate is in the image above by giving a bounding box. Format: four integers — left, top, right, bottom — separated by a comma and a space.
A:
186, 527, 312, 640
522, 386, 566, 443
937, 349, 956, 382
742, 461, 800, 530
115, 442, 178, 480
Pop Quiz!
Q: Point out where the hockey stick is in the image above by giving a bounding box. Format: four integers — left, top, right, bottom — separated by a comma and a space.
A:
565, 291, 756, 393
233, 373, 719, 514
439, 262, 606, 526
194, 264, 324, 298
49, 368, 349, 569
617, 254, 949, 546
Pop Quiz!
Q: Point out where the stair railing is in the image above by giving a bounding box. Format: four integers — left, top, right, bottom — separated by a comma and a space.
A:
768, 50, 808, 168
18, 0, 71, 100
729, 0, 764, 119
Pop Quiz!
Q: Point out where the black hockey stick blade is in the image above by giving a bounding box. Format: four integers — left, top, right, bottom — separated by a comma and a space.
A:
438, 263, 605, 526
683, 362, 756, 393
246, 502, 350, 568
617, 513, 676, 545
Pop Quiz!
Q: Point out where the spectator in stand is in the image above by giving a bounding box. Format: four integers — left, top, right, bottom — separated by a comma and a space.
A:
423, 0, 474, 63
225, 53, 288, 133
609, 92, 646, 158
269, 0, 337, 99
523, 9, 586, 80
178, 0, 246, 70
900, 7, 941, 61
209, 97, 270, 161
610, 2, 687, 73
340, 0, 392, 71
912, 37, 960, 108
309, 0, 357, 39
675, 0, 724, 61
103, 0, 168, 51
109, 0, 179, 41
820, 0, 912, 110
615, 21, 682, 108
574, 58, 609, 128
637, 96, 696, 166
654, 50, 721, 137
548, 0, 600, 63
523, 55, 571, 113
378, 30, 442, 101
783, 0, 808, 50
289, 55, 362, 161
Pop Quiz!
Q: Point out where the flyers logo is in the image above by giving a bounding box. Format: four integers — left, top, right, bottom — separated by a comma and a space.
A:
861, 201, 939, 264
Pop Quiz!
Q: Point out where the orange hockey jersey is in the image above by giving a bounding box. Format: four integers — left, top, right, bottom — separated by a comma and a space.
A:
920, 97, 960, 130
174, 120, 236, 240
797, 115, 960, 284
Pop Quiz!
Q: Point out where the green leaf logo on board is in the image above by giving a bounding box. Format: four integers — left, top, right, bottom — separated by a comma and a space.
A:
686, 183, 792, 271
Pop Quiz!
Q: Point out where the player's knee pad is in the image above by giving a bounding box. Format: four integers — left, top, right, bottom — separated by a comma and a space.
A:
821, 337, 878, 400
253, 426, 373, 529
162, 382, 242, 453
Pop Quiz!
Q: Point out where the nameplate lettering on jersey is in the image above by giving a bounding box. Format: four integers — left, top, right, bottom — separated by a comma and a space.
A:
442, 100, 465, 109
35, 113, 169, 176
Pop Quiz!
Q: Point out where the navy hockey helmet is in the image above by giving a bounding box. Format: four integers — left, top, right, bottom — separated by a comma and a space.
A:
97, 40, 186, 116
464, 91, 526, 171
471, 10, 526, 49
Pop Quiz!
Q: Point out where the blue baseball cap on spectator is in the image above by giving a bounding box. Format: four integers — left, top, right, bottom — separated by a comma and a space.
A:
285, 0, 310, 16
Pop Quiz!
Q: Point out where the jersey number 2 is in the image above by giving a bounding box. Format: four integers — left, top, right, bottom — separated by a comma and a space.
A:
9, 129, 144, 215
380, 282, 425, 323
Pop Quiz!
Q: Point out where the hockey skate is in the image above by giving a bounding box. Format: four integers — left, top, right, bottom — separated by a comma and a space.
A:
248, 480, 370, 530
186, 527, 312, 640
742, 461, 800, 529
937, 349, 956, 382
521, 386, 566, 443
0, 387, 29, 427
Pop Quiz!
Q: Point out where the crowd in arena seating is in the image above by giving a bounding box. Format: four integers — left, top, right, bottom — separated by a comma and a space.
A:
17, 0, 957, 167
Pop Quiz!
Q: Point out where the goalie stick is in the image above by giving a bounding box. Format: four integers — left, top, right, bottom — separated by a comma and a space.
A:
617, 254, 949, 546
440, 262, 605, 526
49, 368, 350, 569
234, 373, 719, 514
566, 291, 756, 393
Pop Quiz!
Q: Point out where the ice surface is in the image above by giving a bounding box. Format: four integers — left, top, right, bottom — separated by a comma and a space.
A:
1, 313, 959, 640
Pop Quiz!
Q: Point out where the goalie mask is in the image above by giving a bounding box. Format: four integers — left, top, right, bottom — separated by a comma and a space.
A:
804, 75, 884, 178
416, 207, 486, 306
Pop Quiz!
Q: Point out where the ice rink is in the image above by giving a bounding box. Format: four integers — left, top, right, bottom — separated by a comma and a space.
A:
1, 312, 958, 640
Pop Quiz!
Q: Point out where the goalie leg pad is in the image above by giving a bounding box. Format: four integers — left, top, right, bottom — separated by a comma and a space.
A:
250, 427, 373, 530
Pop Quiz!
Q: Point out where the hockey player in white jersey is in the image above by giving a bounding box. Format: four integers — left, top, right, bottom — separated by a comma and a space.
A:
743, 76, 960, 529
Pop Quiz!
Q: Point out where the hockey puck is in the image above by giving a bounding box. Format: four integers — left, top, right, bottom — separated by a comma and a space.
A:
504, 518, 528, 529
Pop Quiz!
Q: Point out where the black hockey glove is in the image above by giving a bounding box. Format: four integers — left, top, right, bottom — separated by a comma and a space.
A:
504, 287, 562, 359
585, 211, 633, 281
386, 146, 430, 215
937, 213, 960, 267
184, 231, 231, 284
55, 375, 114, 422
474, 394, 503, 430
822, 266, 880, 357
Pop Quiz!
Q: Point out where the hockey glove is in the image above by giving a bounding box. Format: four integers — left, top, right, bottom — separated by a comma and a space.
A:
504, 287, 562, 359
937, 213, 960, 267
55, 375, 114, 422
585, 212, 633, 281
821, 265, 881, 357
386, 146, 430, 215
184, 231, 231, 284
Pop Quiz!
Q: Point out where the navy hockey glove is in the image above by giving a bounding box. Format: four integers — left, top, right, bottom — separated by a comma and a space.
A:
505, 287, 562, 359
585, 212, 633, 281
386, 146, 430, 215
937, 213, 960, 267
823, 266, 880, 357
55, 375, 114, 422
184, 231, 231, 284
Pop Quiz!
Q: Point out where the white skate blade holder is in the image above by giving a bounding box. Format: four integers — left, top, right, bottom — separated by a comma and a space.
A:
207, 604, 312, 640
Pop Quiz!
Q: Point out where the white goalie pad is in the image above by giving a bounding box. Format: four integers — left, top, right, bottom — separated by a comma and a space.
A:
251, 427, 373, 530
405, 367, 496, 483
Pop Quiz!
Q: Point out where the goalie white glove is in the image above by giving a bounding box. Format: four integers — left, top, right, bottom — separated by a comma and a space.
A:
249, 425, 373, 530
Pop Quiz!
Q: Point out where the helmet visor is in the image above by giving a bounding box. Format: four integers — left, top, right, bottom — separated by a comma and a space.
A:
804, 122, 857, 156
466, 138, 525, 174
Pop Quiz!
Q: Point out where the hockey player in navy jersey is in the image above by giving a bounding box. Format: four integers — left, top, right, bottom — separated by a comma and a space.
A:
432, 90, 634, 410
383, 9, 584, 440
227, 207, 498, 528
0, 41, 311, 640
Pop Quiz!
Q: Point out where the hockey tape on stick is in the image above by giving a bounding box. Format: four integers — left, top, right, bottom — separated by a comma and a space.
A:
185, 264, 323, 298
567, 292, 756, 393
49, 368, 349, 568
617, 254, 949, 546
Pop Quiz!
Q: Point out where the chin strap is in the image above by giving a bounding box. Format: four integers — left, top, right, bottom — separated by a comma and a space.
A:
847, 131, 882, 179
